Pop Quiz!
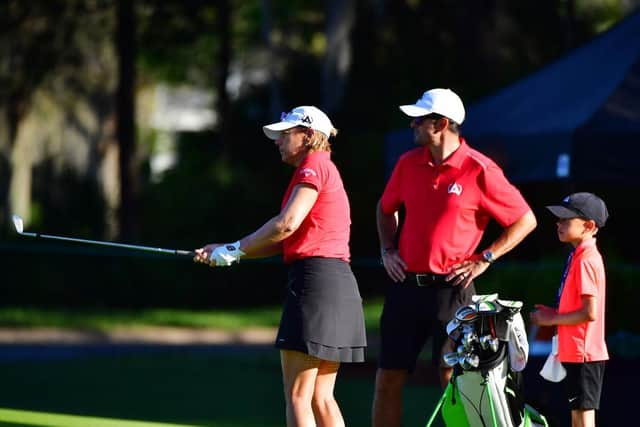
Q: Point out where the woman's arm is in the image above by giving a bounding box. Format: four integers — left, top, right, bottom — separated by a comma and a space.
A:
194, 183, 318, 264
239, 183, 318, 257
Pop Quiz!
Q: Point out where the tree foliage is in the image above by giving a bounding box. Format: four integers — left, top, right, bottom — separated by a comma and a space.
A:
1, 0, 637, 309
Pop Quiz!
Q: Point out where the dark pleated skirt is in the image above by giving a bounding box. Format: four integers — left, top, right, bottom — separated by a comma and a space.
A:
275, 257, 367, 363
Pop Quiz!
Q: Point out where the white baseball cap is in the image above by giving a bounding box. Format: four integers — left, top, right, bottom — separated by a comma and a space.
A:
263, 106, 334, 140
399, 88, 466, 124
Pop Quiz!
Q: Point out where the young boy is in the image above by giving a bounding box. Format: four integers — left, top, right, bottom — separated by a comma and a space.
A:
530, 192, 609, 427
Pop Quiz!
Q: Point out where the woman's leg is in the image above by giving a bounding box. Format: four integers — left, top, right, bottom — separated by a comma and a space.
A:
280, 349, 320, 427
312, 359, 344, 427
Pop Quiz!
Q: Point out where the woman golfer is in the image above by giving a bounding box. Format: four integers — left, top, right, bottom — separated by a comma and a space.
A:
194, 106, 366, 427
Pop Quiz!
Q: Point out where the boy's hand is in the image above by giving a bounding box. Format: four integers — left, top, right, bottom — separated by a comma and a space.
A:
530, 304, 557, 326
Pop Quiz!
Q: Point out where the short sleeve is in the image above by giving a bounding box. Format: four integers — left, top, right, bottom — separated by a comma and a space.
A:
292, 157, 325, 192
479, 163, 531, 227
578, 258, 600, 297
380, 160, 404, 214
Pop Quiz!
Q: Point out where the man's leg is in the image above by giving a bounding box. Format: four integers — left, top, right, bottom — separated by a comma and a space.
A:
434, 281, 476, 390
372, 368, 408, 427
439, 366, 453, 390
373, 281, 426, 427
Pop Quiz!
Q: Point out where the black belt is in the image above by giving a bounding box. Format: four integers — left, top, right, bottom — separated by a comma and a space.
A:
404, 272, 448, 287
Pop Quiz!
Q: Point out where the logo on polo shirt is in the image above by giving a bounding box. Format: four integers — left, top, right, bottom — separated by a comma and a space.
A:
300, 167, 317, 177
448, 182, 462, 196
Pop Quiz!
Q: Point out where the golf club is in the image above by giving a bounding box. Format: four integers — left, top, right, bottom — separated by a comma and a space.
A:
443, 352, 460, 367
11, 214, 195, 258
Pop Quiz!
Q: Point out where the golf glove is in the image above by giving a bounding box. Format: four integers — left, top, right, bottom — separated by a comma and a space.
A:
209, 241, 245, 266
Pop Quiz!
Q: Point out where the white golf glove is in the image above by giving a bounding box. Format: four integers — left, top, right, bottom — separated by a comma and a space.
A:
208, 241, 245, 267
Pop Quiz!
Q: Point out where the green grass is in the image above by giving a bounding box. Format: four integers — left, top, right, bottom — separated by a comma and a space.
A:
0, 408, 200, 427
0, 351, 444, 427
0, 300, 440, 426
0, 301, 385, 333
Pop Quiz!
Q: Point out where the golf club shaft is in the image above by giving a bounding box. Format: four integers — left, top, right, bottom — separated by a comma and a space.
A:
18, 231, 195, 257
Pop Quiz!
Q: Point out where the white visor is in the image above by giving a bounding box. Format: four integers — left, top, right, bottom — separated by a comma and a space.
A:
263, 106, 333, 140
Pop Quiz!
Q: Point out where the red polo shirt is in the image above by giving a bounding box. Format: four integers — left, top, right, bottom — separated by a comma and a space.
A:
380, 138, 530, 274
557, 238, 608, 362
281, 151, 351, 263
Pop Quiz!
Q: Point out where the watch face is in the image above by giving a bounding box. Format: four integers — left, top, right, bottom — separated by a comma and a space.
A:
483, 251, 494, 263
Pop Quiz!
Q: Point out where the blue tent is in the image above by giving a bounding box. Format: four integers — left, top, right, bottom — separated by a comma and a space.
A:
385, 10, 640, 182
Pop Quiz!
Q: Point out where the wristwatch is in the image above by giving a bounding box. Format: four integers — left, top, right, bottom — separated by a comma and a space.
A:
482, 250, 495, 264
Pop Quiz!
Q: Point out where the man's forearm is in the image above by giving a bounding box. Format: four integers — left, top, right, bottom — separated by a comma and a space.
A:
376, 200, 399, 252
484, 210, 537, 261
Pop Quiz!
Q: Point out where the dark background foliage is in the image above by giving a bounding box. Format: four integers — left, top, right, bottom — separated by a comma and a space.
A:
1, 0, 638, 333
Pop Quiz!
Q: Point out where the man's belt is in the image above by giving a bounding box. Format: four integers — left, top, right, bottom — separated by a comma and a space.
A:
404, 272, 449, 287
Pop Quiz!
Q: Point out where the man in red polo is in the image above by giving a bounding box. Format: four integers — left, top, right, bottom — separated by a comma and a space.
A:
371, 88, 537, 427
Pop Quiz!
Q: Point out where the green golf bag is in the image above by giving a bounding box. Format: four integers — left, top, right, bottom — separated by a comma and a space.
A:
425, 294, 549, 427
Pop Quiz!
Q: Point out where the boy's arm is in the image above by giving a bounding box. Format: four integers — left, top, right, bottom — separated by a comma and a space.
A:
530, 296, 597, 326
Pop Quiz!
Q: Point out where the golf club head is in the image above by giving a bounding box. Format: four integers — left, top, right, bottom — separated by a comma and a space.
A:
474, 300, 501, 315
461, 323, 475, 335
11, 214, 24, 234
455, 305, 478, 323
443, 352, 460, 367
446, 318, 461, 335
460, 353, 480, 370
479, 335, 500, 352
461, 331, 478, 349
479, 334, 490, 350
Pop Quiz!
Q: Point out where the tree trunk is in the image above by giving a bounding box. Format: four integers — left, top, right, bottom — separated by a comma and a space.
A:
322, 0, 356, 113
564, 0, 575, 49
4, 88, 31, 224
116, 0, 138, 241
259, 0, 283, 119
216, 0, 232, 151
8, 100, 38, 225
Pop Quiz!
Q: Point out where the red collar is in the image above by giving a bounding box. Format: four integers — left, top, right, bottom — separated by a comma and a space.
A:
421, 136, 468, 169
573, 237, 597, 257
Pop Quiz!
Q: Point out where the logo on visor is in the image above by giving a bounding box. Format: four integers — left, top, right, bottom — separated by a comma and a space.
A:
281, 111, 313, 125
448, 182, 462, 196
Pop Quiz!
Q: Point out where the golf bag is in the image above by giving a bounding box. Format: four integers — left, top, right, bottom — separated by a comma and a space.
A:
425, 294, 548, 427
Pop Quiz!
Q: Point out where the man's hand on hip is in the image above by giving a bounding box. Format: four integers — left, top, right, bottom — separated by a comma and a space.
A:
381, 249, 408, 282
447, 256, 490, 288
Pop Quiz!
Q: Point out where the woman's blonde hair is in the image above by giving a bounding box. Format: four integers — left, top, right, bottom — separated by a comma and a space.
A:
305, 127, 338, 152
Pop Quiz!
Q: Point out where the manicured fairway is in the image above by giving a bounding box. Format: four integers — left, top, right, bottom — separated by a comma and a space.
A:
0, 349, 444, 427
0, 303, 385, 334
0, 408, 200, 427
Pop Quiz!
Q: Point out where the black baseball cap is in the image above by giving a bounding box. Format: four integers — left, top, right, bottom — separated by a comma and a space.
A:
546, 192, 609, 228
